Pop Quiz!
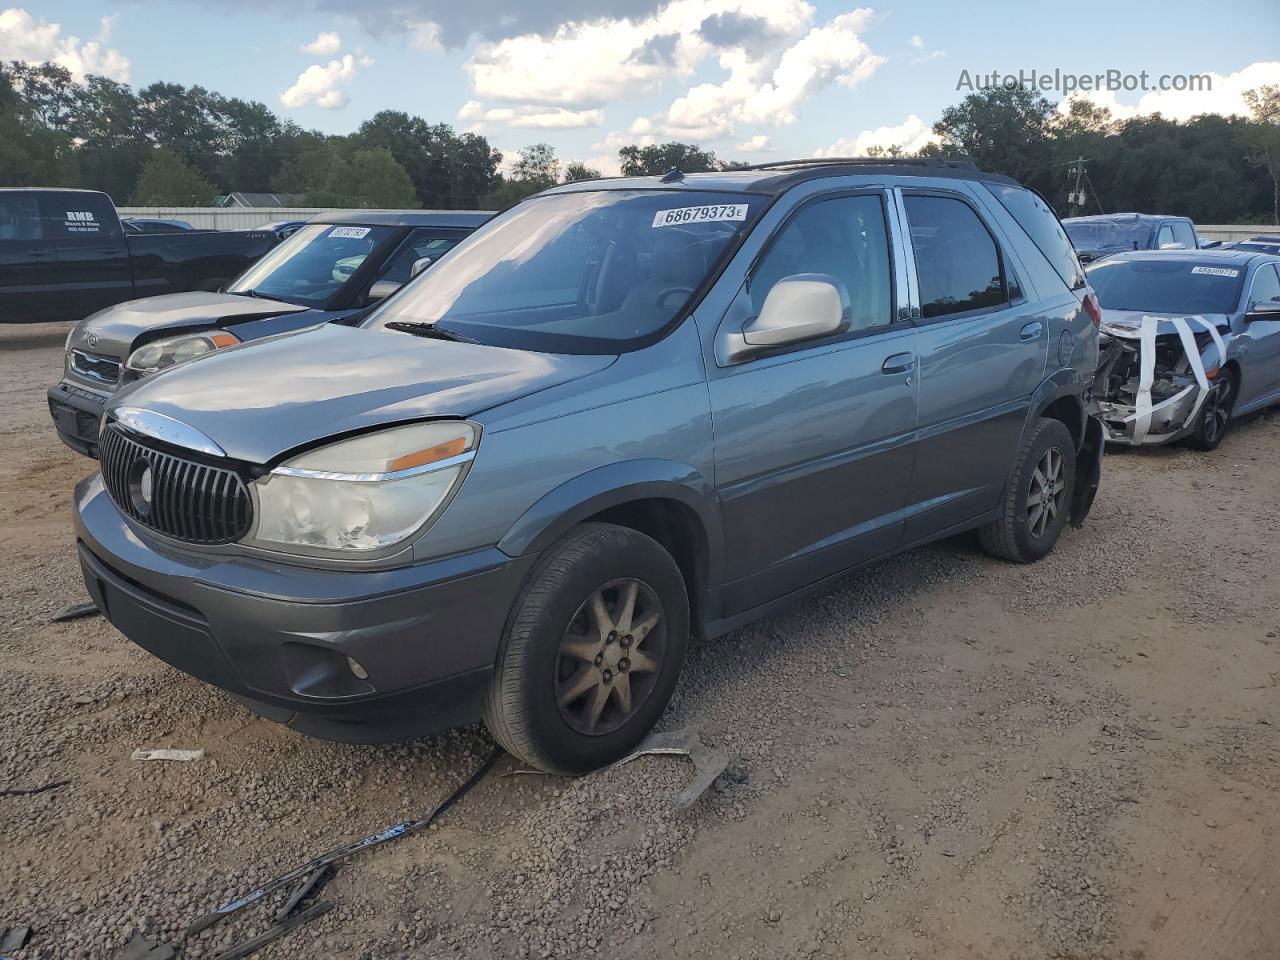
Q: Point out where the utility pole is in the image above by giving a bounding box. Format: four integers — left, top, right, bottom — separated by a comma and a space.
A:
1066, 156, 1088, 216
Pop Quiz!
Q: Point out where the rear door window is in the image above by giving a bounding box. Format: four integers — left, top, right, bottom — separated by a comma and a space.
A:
0, 194, 43, 241
983, 183, 1085, 290
39, 193, 120, 240
903, 194, 1007, 320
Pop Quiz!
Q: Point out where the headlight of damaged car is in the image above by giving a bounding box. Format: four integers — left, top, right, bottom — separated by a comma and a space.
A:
247, 421, 477, 555
125, 331, 240, 376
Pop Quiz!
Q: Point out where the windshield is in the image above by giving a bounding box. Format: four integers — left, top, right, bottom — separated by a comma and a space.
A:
1064, 220, 1152, 253
364, 189, 766, 353
1087, 258, 1245, 314
229, 223, 401, 307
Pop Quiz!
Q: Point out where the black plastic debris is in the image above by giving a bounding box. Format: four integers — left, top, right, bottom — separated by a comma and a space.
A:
51, 601, 101, 623
0, 925, 32, 952
208, 902, 333, 960
0, 780, 68, 798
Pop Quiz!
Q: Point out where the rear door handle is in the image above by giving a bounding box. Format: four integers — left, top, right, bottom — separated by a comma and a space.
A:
1020, 321, 1044, 341
882, 352, 915, 374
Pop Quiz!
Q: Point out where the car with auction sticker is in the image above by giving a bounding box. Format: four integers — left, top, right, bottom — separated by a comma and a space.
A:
73, 158, 1103, 774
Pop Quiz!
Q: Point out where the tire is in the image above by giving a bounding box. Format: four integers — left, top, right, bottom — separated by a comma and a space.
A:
1184, 370, 1237, 452
482, 522, 689, 775
978, 418, 1076, 564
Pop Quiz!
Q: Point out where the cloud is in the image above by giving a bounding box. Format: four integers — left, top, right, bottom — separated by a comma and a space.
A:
0, 7, 130, 81
300, 30, 341, 55
464, 0, 813, 109
815, 113, 939, 156
908, 34, 922, 48
408, 21, 442, 50
280, 53, 361, 109
459, 100, 604, 129
908, 32, 943, 62
1058, 61, 1280, 123
734, 133, 770, 152
657, 8, 886, 139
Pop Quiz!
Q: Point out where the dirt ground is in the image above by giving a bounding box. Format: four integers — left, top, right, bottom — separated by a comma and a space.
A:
1, 320, 1277, 960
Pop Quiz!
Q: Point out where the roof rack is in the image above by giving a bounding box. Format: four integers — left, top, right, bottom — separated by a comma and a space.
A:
741, 157, 980, 172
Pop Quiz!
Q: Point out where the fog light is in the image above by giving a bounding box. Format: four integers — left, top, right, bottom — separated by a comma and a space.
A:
347, 656, 370, 680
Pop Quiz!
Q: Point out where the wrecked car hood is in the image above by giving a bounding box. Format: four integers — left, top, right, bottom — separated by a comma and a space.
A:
70, 292, 312, 359
1099, 310, 1230, 339
108, 323, 616, 463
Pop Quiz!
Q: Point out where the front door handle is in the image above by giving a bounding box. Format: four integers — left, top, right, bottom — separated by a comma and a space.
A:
1020, 321, 1044, 341
882, 352, 915, 374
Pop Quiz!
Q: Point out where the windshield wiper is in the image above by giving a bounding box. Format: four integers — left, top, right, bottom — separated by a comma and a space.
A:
234, 289, 290, 304
383, 321, 476, 343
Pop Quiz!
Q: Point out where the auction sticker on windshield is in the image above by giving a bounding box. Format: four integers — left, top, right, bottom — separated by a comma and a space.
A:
330, 226, 372, 239
1191, 266, 1239, 278
652, 204, 749, 228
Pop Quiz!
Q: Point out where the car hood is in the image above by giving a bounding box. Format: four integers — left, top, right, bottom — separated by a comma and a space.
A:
109, 323, 616, 463
1099, 309, 1231, 339
70, 292, 312, 359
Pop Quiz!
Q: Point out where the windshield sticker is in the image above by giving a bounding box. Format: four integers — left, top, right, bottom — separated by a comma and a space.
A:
651, 204, 749, 228
64, 210, 101, 233
329, 226, 372, 239
1191, 266, 1239, 278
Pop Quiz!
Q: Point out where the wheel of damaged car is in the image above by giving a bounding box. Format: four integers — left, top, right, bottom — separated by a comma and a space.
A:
1185, 370, 1236, 452
978, 417, 1076, 564
482, 523, 689, 775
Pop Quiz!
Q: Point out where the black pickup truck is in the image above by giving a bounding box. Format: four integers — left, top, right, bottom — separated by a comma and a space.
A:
1, 188, 278, 323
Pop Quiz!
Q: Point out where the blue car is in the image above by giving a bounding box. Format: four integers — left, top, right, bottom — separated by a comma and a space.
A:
50, 209, 492, 457
1091, 249, 1280, 449
253, 219, 309, 241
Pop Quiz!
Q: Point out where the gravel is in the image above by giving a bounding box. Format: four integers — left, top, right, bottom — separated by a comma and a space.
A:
2, 321, 1277, 960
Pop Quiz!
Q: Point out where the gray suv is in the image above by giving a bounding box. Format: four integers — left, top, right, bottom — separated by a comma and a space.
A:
73, 159, 1103, 774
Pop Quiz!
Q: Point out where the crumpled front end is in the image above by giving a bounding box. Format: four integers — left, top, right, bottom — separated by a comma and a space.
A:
1093, 314, 1228, 445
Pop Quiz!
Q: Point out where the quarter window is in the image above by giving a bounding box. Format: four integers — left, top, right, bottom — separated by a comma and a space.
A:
0, 195, 43, 241
749, 194, 893, 332
903, 195, 1007, 320
983, 183, 1085, 289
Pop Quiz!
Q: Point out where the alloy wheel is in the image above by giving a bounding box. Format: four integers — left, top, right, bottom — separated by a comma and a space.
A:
1026, 446, 1066, 539
555, 578, 666, 736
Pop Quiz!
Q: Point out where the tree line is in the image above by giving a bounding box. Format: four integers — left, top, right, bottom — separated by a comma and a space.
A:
2, 59, 1277, 222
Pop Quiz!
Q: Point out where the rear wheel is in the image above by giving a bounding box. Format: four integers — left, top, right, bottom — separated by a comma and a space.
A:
1185, 370, 1236, 452
482, 523, 689, 774
979, 418, 1076, 564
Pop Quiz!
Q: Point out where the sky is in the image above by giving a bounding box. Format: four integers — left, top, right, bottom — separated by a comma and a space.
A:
4, 0, 1279, 175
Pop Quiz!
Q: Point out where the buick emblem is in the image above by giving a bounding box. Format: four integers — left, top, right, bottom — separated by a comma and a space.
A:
128, 458, 154, 516
86, 332, 99, 348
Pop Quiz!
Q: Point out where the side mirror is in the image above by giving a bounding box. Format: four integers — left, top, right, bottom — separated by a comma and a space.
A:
410, 256, 436, 278
719, 274, 850, 364
366, 279, 402, 304
1158, 242, 1187, 250
1248, 300, 1280, 319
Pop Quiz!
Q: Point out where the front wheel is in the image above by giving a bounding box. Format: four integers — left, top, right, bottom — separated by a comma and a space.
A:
979, 417, 1076, 564
482, 523, 689, 774
1185, 370, 1236, 452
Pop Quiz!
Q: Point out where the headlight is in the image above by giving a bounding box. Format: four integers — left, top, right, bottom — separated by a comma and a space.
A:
246, 421, 477, 555
125, 331, 240, 376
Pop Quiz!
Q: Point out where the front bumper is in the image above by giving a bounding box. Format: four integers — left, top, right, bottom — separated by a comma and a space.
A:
48, 380, 111, 458
1097, 391, 1197, 446
74, 473, 534, 742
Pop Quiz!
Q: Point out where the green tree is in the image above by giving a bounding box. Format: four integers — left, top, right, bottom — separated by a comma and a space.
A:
132, 148, 216, 205
1243, 85, 1280, 224
482, 143, 562, 208
563, 160, 602, 182
932, 86, 1056, 191
618, 141, 721, 176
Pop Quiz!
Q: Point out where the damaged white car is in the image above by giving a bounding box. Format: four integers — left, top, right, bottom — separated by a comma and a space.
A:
1088, 250, 1280, 450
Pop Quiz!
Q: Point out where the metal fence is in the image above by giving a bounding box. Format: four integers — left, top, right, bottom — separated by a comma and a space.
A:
118, 207, 339, 230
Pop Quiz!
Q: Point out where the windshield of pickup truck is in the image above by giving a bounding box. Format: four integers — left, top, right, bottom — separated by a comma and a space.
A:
1086, 258, 1245, 314
228, 223, 400, 307
365, 190, 766, 353
1063, 220, 1151, 253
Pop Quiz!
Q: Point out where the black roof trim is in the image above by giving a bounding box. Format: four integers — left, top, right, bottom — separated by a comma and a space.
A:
747, 157, 1020, 193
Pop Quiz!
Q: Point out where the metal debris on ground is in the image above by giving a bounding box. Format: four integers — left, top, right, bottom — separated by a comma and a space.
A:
273, 865, 333, 924
208, 902, 333, 960
131, 749, 204, 762
50, 601, 101, 623
0, 780, 69, 797
118, 931, 175, 960
184, 747, 501, 940
0, 926, 32, 952
611, 726, 731, 809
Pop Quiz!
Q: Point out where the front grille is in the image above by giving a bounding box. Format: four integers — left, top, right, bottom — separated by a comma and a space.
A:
99, 425, 252, 544
71, 350, 121, 385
